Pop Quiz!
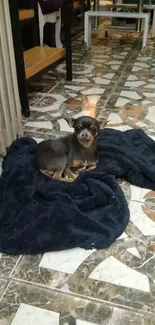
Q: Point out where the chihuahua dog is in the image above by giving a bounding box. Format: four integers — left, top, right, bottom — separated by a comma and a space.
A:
35, 116, 107, 181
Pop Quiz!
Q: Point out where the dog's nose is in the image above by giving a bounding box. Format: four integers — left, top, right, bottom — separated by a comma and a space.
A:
82, 133, 88, 139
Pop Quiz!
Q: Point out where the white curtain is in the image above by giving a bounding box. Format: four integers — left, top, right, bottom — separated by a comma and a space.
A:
0, 0, 23, 156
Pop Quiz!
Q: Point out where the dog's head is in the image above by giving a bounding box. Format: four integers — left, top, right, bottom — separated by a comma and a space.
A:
72, 116, 107, 148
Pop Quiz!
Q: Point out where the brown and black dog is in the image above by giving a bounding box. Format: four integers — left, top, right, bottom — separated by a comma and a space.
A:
35, 116, 108, 181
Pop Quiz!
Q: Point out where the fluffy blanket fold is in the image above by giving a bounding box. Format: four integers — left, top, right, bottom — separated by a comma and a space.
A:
0, 128, 155, 255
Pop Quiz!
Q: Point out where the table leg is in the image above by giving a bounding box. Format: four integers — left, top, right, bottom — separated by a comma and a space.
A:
142, 15, 149, 54
64, 0, 73, 81
113, 0, 117, 11
152, 8, 155, 38
84, 12, 92, 50
136, 0, 144, 33
92, 0, 99, 31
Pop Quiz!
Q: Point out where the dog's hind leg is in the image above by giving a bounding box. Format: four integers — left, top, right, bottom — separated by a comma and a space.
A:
40, 169, 54, 179
64, 167, 78, 180
86, 164, 97, 171
53, 169, 64, 180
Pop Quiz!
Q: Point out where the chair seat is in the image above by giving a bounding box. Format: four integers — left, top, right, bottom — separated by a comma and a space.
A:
24, 46, 65, 79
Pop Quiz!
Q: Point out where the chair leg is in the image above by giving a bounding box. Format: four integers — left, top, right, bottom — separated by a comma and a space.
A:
92, 0, 99, 31
39, 22, 44, 46
84, 12, 91, 51
142, 16, 149, 54
152, 8, 155, 38
136, 0, 143, 33
32, 0, 40, 46
55, 14, 63, 48
9, 0, 30, 117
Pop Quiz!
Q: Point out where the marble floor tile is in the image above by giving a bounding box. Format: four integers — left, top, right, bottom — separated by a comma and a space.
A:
62, 71, 119, 89
123, 63, 155, 82
27, 60, 84, 107
98, 107, 149, 131
129, 200, 155, 236
12, 254, 71, 289
63, 238, 155, 313
105, 88, 155, 129
106, 88, 144, 108
0, 280, 154, 325
89, 255, 150, 292
107, 124, 133, 131
11, 304, 60, 325
28, 92, 46, 107
0, 254, 21, 279
39, 248, 96, 275
118, 74, 155, 93
27, 76, 59, 97
25, 121, 53, 131
56, 61, 124, 80
23, 82, 115, 138
131, 54, 155, 72
146, 128, 155, 142
5, 27, 155, 324
32, 137, 44, 144
0, 279, 8, 299
82, 50, 129, 66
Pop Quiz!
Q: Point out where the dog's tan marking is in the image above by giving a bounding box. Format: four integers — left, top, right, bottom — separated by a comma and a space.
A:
65, 167, 78, 180
53, 169, 64, 180
40, 169, 54, 178
72, 160, 85, 168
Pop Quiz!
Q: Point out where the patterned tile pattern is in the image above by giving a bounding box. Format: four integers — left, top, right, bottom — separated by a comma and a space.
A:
1, 29, 155, 323
0, 281, 154, 325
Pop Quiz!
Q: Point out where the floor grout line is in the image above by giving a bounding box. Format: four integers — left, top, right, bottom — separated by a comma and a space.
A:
4, 276, 155, 318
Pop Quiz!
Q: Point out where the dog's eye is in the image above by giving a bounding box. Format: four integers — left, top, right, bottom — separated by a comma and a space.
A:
76, 126, 81, 131
91, 127, 96, 132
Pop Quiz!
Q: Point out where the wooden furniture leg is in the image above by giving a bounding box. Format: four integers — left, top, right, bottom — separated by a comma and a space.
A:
63, 0, 73, 81
9, 0, 30, 117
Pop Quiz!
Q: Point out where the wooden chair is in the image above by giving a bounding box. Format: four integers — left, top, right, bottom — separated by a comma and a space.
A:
9, 0, 72, 117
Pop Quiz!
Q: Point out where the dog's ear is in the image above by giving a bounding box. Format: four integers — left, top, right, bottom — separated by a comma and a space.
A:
99, 119, 109, 128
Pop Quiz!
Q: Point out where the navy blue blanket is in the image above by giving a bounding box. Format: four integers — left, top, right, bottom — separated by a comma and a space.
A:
0, 128, 155, 255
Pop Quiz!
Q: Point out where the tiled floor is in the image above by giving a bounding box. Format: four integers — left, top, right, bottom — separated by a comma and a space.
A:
1, 27, 155, 324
